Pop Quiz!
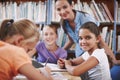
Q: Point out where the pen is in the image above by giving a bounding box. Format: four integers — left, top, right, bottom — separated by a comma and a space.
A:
44, 57, 50, 66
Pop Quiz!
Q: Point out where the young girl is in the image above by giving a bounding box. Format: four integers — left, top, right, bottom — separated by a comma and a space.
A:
0, 19, 53, 80
58, 22, 111, 80
35, 23, 67, 64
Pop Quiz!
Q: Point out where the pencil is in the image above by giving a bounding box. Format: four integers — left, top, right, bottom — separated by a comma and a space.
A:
44, 57, 50, 66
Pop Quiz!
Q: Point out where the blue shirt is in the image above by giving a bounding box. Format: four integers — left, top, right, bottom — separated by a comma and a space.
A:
64, 10, 99, 57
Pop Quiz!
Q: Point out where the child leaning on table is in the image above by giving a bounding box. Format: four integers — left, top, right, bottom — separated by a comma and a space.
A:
57, 22, 112, 80
0, 19, 53, 80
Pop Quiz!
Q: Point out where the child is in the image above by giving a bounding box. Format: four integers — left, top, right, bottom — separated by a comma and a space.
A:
0, 19, 53, 80
57, 22, 111, 80
35, 23, 67, 64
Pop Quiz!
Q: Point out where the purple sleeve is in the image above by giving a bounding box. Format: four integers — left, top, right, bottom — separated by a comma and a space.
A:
35, 41, 43, 52
58, 48, 67, 59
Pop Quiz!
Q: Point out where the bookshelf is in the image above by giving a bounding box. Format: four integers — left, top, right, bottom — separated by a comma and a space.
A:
0, 0, 50, 25
0, 0, 119, 56
116, 0, 120, 55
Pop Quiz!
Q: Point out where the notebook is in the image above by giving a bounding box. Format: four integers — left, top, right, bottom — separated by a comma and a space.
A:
32, 59, 44, 68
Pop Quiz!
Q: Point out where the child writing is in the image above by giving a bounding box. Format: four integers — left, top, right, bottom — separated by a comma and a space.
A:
58, 22, 111, 80
35, 23, 67, 64
0, 19, 53, 80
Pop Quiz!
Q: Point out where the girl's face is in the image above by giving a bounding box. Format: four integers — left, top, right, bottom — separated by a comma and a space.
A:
79, 29, 100, 54
55, 0, 74, 20
43, 27, 58, 46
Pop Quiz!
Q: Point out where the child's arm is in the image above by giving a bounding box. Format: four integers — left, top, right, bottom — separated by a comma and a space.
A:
70, 56, 84, 65
27, 48, 37, 57
18, 63, 53, 80
65, 56, 98, 76
57, 56, 84, 68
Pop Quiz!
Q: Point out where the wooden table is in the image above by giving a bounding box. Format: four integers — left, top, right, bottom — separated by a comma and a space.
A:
62, 72, 81, 80
51, 70, 82, 80
14, 72, 81, 80
14, 63, 81, 80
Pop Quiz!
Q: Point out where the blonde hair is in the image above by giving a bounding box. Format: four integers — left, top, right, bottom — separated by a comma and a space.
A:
0, 19, 39, 41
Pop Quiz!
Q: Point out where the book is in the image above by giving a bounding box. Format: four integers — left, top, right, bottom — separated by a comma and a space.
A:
42, 63, 67, 72
101, 26, 108, 41
101, 2, 114, 22
117, 35, 120, 52
32, 59, 44, 68
91, 0, 105, 22
90, 2, 101, 22
51, 72, 68, 80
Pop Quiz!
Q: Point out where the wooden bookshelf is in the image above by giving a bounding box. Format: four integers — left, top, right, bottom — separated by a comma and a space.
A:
0, 0, 118, 55
0, 0, 48, 24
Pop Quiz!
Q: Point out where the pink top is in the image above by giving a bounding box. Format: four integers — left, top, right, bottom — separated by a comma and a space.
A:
0, 41, 31, 80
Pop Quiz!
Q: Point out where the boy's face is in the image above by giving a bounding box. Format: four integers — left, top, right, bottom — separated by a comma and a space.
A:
79, 29, 99, 54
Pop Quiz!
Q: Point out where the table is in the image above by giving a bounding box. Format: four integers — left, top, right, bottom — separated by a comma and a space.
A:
52, 72, 81, 80
13, 63, 81, 80
14, 71, 81, 80
61, 72, 81, 80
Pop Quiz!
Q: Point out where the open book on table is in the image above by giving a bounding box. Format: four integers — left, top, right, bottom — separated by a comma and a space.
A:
41, 63, 67, 72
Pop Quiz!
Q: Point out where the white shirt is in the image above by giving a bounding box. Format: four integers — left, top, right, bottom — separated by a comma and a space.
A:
82, 49, 112, 80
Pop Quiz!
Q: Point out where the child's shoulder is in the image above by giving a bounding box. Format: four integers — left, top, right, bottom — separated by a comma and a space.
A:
4, 42, 24, 52
57, 47, 67, 53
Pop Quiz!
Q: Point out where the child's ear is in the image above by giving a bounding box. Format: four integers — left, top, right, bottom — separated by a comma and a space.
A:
96, 35, 101, 43
13, 35, 24, 46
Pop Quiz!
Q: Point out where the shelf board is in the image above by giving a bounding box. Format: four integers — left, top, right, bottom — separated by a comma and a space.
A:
99, 22, 114, 27
116, 22, 120, 25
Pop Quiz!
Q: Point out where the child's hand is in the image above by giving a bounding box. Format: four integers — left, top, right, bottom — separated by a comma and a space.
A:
57, 58, 65, 69
40, 66, 53, 80
64, 60, 72, 66
44, 66, 51, 73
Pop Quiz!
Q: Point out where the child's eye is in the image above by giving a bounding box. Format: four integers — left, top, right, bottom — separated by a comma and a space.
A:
57, 8, 60, 11
79, 37, 82, 40
86, 36, 91, 40
63, 5, 67, 9
44, 33, 48, 36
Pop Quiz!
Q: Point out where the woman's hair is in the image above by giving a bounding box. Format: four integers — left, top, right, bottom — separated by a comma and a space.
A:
45, 22, 60, 35
55, 0, 72, 5
0, 19, 39, 41
79, 22, 100, 37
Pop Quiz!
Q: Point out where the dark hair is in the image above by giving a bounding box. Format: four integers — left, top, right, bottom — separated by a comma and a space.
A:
55, 0, 72, 5
45, 22, 60, 35
0, 19, 15, 40
79, 22, 100, 37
